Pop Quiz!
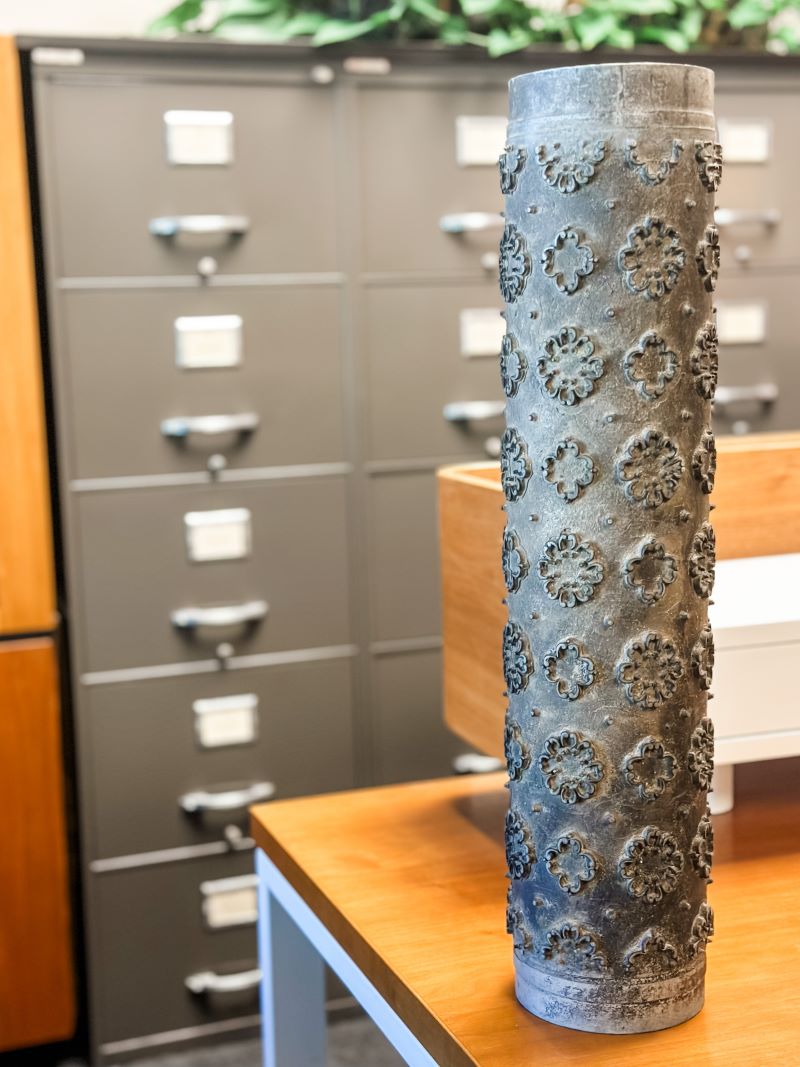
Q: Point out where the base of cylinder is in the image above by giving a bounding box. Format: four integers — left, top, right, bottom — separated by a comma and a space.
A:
514, 954, 706, 1034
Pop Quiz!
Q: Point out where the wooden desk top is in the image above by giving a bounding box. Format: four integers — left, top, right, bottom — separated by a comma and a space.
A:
252, 758, 800, 1067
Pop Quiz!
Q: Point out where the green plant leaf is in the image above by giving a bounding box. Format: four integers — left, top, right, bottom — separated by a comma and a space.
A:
638, 23, 691, 48
571, 10, 621, 49
312, 6, 399, 45
604, 25, 636, 48
147, 0, 204, 33
487, 24, 533, 55
407, 0, 451, 25
729, 0, 773, 29
460, 0, 505, 16
680, 5, 704, 39
594, 0, 676, 14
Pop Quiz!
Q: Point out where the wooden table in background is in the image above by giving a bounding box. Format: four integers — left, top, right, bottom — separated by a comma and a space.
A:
252, 757, 800, 1066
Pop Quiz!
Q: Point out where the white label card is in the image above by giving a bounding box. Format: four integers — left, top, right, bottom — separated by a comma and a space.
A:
460, 308, 505, 358
175, 315, 242, 370
184, 508, 252, 563
717, 119, 771, 164
193, 693, 259, 749
201, 874, 258, 929
716, 302, 767, 346
164, 109, 234, 166
455, 116, 506, 167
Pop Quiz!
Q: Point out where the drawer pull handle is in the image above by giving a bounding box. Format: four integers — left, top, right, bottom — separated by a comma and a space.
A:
161, 413, 259, 439
452, 753, 504, 775
714, 383, 778, 412
185, 967, 262, 996
149, 214, 250, 238
443, 400, 505, 423
714, 208, 780, 229
171, 600, 269, 631
179, 781, 276, 814
439, 212, 504, 235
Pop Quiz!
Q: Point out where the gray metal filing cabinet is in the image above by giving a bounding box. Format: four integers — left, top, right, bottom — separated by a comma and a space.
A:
25, 37, 800, 1062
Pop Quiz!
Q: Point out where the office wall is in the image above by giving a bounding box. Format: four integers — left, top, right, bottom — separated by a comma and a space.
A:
0, 0, 165, 37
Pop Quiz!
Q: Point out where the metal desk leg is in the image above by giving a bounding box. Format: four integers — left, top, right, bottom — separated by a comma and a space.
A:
257, 849, 326, 1067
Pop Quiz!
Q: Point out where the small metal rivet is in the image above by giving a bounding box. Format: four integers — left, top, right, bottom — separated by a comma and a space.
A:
529, 310, 538, 319
530, 514, 539, 522
682, 409, 692, 421
602, 617, 613, 629
678, 805, 690, 819
604, 714, 614, 726
531, 708, 541, 718
604, 198, 616, 210
601, 812, 616, 826
604, 908, 618, 921
682, 303, 695, 317
532, 803, 543, 813
604, 307, 616, 319
604, 413, 617, 424
680, 899, 692, 910
529, 413, 538, 422
605, 516, 614, 526
680, 508, 690, 523
685, 198, 696, 209
530, 611, 539, 620
528, 205, 538, 214
679, 707, 690, 719
678, 610, 689, 623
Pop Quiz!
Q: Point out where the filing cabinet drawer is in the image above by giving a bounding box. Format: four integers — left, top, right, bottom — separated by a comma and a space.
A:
716, 90, 800, 268
41, 77, 338, 277
366, 472, 441, 643
73, 477, 350, 673
60, 286, 345, 479
371, 649, 466, 784
84, 656, 354, 859
714, 270, 800, 435
363, 284, 505, 462
91, 852, 259, 1047
359, 87, 506, 273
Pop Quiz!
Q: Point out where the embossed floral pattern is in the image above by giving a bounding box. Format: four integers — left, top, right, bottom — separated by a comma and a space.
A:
541, 923, 606, 972
502, 527, 529, 594
696, 224, 720, 293
617, 430, 684, 508
688, 717, 715, 790
623, 331, 678, 400
535, 140, 606, 193
617, 631, 684, 709
690, 321, 719, 400
505, 809, 535, 879
688, 902, 714, 957
499, 224, 531, 303
623, 537, 678, 606
543, 641, 596, 700
537, 326, 603, 405
539, 730, 603, 804
544, 833, 597, 895
689, 522, 716, 598
506, 899, 531, 952
695, 140, 723, 192
623, 738, 676, 801
499, 144, 527, 194
500, 332, 527, 398
624, 929, 679, 973
541, 228, 596, 295
690, 808, 714, 879
504, 718, 531, 782
618, 216, 685, 299
541, 438, 595, 503
500, 428, 532, 502
503, 621, 533, 695
692, 427, 717, 494
537, 531, 604, 608
624, 138, 683, 186
619, 827, 684, 903
692, 624, 715, 691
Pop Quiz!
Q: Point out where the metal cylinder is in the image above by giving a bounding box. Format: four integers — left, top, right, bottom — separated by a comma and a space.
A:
499, 63, 719, 1034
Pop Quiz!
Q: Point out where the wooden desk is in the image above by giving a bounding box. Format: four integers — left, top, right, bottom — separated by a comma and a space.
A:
251, 757, 800, 1066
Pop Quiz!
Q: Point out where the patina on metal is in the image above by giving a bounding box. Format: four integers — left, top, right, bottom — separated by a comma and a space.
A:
499, 63, 719, 1034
